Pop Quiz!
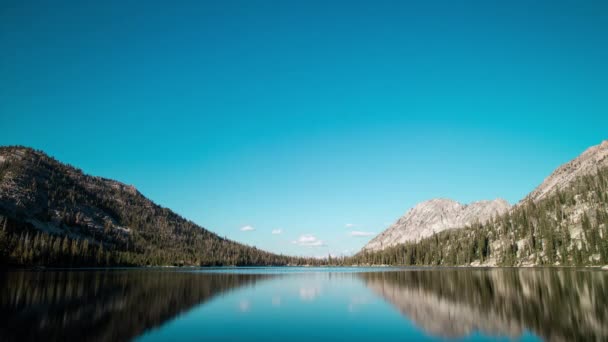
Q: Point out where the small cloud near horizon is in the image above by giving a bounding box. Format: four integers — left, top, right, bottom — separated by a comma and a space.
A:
272, 229, 283, 235
240, 225, 255, 232
345, 223, 356, 228
292, 234, 325, 247
350, 231, 374, 237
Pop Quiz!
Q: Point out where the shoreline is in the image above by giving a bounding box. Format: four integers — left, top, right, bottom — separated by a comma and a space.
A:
2, 264, 607, 271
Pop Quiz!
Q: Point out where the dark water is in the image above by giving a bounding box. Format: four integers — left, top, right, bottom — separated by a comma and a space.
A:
1, 268, 607, 342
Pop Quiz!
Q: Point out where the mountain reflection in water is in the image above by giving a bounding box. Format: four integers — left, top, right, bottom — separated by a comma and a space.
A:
358, 268, 608, 342
0, 268, 606, 342
0, 269, 273, 341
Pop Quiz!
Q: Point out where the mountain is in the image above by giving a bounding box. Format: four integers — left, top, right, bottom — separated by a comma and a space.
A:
523, 140, 608, 203
354, 140, 608, 266
0, 146, 313, 267
363, 198, 510, 251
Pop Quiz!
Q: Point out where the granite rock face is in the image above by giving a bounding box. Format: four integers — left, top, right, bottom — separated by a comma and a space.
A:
522, 140, 608, 203
363, 140, 608, 253
363, 198, 510, 251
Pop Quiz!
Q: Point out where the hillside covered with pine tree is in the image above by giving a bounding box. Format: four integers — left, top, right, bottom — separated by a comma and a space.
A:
0, 146, 318, 267
351, 165, 608, 266
3, 142, 608, 268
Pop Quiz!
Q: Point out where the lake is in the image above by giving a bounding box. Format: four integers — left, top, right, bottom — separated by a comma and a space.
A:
1, 267, 606, 341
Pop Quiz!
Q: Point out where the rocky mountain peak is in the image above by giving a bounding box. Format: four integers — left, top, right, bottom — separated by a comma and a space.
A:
522, 140, 608, 203
363, 197, 510, 252
361, 139, 608, 254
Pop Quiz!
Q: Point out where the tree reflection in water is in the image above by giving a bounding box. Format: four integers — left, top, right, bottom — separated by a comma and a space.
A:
358, 268, 608, 342
0, 269, 273, 342
1, 268, 607, 342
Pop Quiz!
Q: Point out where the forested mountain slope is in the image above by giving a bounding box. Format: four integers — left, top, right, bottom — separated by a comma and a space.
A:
352, 165, 608, 266
354, 141, 608, 266
0, 146, 309, 266
363, 140, 608, 255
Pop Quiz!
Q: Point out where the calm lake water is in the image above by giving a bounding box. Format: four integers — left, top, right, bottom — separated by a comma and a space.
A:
1, 267, 607, 341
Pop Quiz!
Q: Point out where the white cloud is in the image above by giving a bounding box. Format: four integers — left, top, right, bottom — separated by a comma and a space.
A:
350, 231, 374, 237
292, 234, 325, 247
240, 225, 255, 232
345, 223, 356, 228
272, 229, 283, 235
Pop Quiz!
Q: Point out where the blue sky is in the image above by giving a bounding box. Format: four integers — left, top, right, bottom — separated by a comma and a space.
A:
1, 0, 608, 257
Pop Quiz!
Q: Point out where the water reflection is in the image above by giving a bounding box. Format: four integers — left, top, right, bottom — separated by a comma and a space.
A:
0, 269, 272, 341
0, 268, 606, 341
358, 268, 608, 341
299, 286, 321, 301
271, 296, 281, 307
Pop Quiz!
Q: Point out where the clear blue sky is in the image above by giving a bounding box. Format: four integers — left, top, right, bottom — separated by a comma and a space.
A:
1, 0, 607, 257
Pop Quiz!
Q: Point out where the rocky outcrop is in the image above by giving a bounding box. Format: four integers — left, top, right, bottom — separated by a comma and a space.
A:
363, 198, 510, 251
522, 140, 608, 203
363, 140, 608, 253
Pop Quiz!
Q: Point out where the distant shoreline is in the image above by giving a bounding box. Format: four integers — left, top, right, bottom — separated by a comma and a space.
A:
2, 265, 607, 271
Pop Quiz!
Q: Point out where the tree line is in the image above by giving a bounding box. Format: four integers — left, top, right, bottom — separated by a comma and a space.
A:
2, 146, 608, 268
348, 167, 608, 266
0, 146, 325, 267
